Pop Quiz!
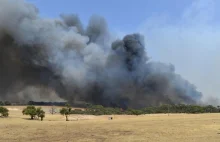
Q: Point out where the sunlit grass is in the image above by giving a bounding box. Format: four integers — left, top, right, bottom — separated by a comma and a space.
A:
0, 106, 220, 142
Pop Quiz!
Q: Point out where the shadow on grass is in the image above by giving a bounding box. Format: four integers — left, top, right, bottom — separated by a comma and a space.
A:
22, 118, 64, 121
22, 118, 39, 120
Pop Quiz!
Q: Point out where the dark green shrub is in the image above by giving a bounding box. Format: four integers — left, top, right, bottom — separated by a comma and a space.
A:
0, 106, 9, 117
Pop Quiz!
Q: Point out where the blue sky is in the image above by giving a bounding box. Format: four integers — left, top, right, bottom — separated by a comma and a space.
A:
28, 0, 193, 32
27, 0, 220, 103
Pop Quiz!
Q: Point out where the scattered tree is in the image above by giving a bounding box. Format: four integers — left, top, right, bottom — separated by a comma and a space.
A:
49, 106, 57, 115
36, 107, 45, 121
23, 106, 37, 119
39, 112, 45, 121
60, 104, 72, 121
0, 106, 9, 117
22, 106, 45, 120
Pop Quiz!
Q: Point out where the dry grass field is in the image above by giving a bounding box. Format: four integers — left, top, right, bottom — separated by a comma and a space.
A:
0, 106, 220, 142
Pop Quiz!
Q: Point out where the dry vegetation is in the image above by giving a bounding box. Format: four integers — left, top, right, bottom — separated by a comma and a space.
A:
0, 106, 220, 142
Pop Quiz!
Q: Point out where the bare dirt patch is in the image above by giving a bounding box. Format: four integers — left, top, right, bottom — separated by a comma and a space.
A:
7, 108, 19, 111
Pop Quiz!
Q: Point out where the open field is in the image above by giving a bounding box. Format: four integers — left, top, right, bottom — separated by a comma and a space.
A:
1, 106, 220, 142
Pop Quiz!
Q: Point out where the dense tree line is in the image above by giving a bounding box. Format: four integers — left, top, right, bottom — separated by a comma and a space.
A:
70, 104, 220, 115
28, 101, 67, 106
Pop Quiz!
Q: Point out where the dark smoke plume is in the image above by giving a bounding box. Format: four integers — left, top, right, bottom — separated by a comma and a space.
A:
0, 0, 202, 108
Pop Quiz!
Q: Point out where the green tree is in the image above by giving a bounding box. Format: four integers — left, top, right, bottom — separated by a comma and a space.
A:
23, 106, 46, 120
22, 106, 37, 119
60, 104, 72, 121
36, 107, 45, 121
39, 112, 45, 121
0, 106, 9, 117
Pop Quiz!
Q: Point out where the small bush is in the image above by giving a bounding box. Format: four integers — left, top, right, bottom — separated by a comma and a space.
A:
0, 106, 9, 117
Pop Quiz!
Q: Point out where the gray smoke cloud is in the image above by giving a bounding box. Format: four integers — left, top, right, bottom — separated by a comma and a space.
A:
0, 0, 202, 108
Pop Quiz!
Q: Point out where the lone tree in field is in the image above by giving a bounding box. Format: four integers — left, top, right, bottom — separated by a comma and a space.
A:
22, 106, 37, 119
49, 105, 57, 115
23, 106, 45, 120
0, 106, 9, 117
60, 104, 72, 121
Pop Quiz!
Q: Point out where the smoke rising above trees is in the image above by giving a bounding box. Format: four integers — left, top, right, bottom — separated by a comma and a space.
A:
0, 0, 202, 108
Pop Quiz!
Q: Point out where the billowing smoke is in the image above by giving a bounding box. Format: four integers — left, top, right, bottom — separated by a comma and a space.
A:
0, 0, 202, 108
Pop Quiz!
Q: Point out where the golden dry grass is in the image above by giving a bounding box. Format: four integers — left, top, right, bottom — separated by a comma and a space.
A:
1, 106, 220, 142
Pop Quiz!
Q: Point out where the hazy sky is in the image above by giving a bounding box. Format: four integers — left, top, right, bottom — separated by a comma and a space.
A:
27, 0, 220, 103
